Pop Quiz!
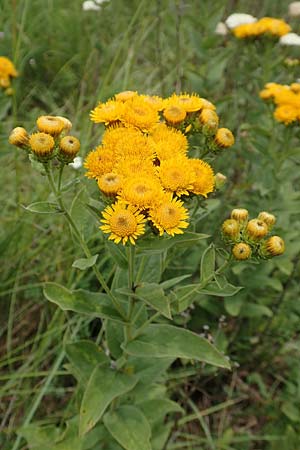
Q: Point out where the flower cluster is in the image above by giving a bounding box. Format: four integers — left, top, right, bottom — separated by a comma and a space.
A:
222, 208, 285, 260
260, 82, 300, 125
231, 17, 291, 39
9, 115, 80, 163
0, 56, 18, 91
85, 91, 235, 245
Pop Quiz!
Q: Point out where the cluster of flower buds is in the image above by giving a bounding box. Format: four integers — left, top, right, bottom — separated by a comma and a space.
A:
9, 115, 80, 164
221, 208, 285, 260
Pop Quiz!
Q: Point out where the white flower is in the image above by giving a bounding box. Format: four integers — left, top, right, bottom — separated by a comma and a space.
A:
289, 1, 300, 16
69, 156, 83, 169
94, 0, 109, 4
279, 32, 300, 46
215, 22, 228, 36
82, 1, 100, 11
225, 13, 257, 29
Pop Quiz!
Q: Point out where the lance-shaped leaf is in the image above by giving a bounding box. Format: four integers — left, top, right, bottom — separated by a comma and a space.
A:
135, 283, 172, 319
123, 324, 230, 369
200, 243, 215, 283
65, 340, 109, 382
72, 254, 98, 270
104, 405, 151, 450
79, 366, 138, 436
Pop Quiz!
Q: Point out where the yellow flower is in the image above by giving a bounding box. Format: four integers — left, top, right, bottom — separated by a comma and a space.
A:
290, 83, 300, 93
257, 17, 291, 37
100, 201, 146, 245
232, 243, 251, 260
163, 105, 186, 125
98, 172, 123, 196
149, 195, 189, 236
121, 96, 159, 131
0, 56, 18, 88
115, 90, 138, 102
257, 211, 276, 228
274, 105, 298, 125
29, 132, 55, 158
55, 116, 73, 133
36, 116, 65, 136
59, 136, 80, 161
90, 100, 124, 125
265, 236, 285, 256
199, 109, 219, 132
120, 176, 163, 209
9, 127, 29, 148
232, 23, 258, 38
116, 158, 156, 179
215, 128, 235, 148
231, 208, 249, 223
151, 124, 188, 160
157, 156, 195, 196
199, 98, 216, 111
165, 93, 203, 113
139, 94, 165, 111
84, 147, 116, 179
246, 219, 268, 239
189, 159, 215, 197
222, 219, 240, 239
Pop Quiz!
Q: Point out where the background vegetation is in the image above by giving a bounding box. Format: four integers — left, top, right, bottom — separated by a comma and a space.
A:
1, 0, 300, 449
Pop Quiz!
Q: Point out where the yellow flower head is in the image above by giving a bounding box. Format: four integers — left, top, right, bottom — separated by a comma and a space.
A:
9, 127, 29, 148
257, 211, 276, 228
222, 219, 240, 239
265, 236, 285, 256
199, 109, 219, 130
139, 95, 165, 111
157, 156, 195, 196
151, 124, 188, 161
290, 83, 300, 94
121, 96, 160, 131
215, 128, 235, 148
232, 243, 251, 260
257, 17, 291, 37
163, 105, 186, 125
165, 93, 203, 113
231, 208, 249, 223
100, 201, 146, 245
55, 116, 73, 133
102, 126, 155, 161
90, 100, 124, 125
149, 194, 189, 236
199, 98, 216, 111
36, 116, 65, 136
189, 159, 215, 197
0, 56, 18, 88
59, 136, 80, 161
274, 105, 298, 125
98, 172, 123, 196
116, 158, 156, 179
120, 175, 164, 209
246, 219, 268, 239
233, 23, 258, 38
115, 90, 138, 102
84, 146, 116, 179
29, 132, 55, 157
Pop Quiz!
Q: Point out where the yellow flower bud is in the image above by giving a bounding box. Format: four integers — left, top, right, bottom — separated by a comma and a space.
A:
59, 135, 80, 162
9, 127, 29, 148
214, 172, 227, 189
163, 105, 186, 125
257, 211, 276, 228
29, 132, 55, 161
199, 109, 219, 132
265, 236, 285, 256
246, 219, 268, 239
231, 208, 249, 223
215, 128, 235, 148
232, 242, 251, 260
36, 115, 65, 136
222, 219, 240, 239
55, 116, 72, 133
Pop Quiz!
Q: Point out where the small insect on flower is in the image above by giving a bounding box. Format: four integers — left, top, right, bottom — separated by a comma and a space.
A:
100, 201, 146, 245
9, 127, 29, 148
232, 242, 252, 260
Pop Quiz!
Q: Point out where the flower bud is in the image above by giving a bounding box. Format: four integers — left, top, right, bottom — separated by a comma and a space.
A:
257, 211, 276, 229
58, 135, 80, 163
246, 219, 268, 239
98, 172, 123, 196
9, 127, 29, 148
29, 132, 55, 161
55, 116, 72, 133
215, 128, 235, 148
163, 105, 186, 126
215, 172, 227, 189
222, 219, 240, 239
231, 208, 249, 223
36, 115, 65, 136
265, 236, 285, 256
199, 109, 219, 134
232, 242, 251, 260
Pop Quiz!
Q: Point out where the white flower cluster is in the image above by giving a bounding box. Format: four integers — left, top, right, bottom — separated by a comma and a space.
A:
289, 1, 300, 16
82, 0, 109, 11
279, 32, 300, 46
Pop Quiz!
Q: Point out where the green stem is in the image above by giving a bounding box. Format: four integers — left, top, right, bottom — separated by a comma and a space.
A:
124, 246, 136, 343
44, 163, 127, 320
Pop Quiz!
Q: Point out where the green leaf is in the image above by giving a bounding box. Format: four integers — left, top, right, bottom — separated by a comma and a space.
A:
106, 320, 124, 359
200, 243, 215, 283
23, 201, 61, 214
44, 282, 124, 322
103, 405, 151, 450
105, 240, 128, 269
80, 366, 138, 436
137, 232, 209, 253
240, 303, 273, 318
123, 324, 230, 369
224, 296, 243, 316
151, 422, 173, 450
198, 276, 242, 297
65, 340, 109, 382
160, 274, 191, 290
72, 254, 98, 270
138, 399, 183, 425
135, 283, 172, 319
